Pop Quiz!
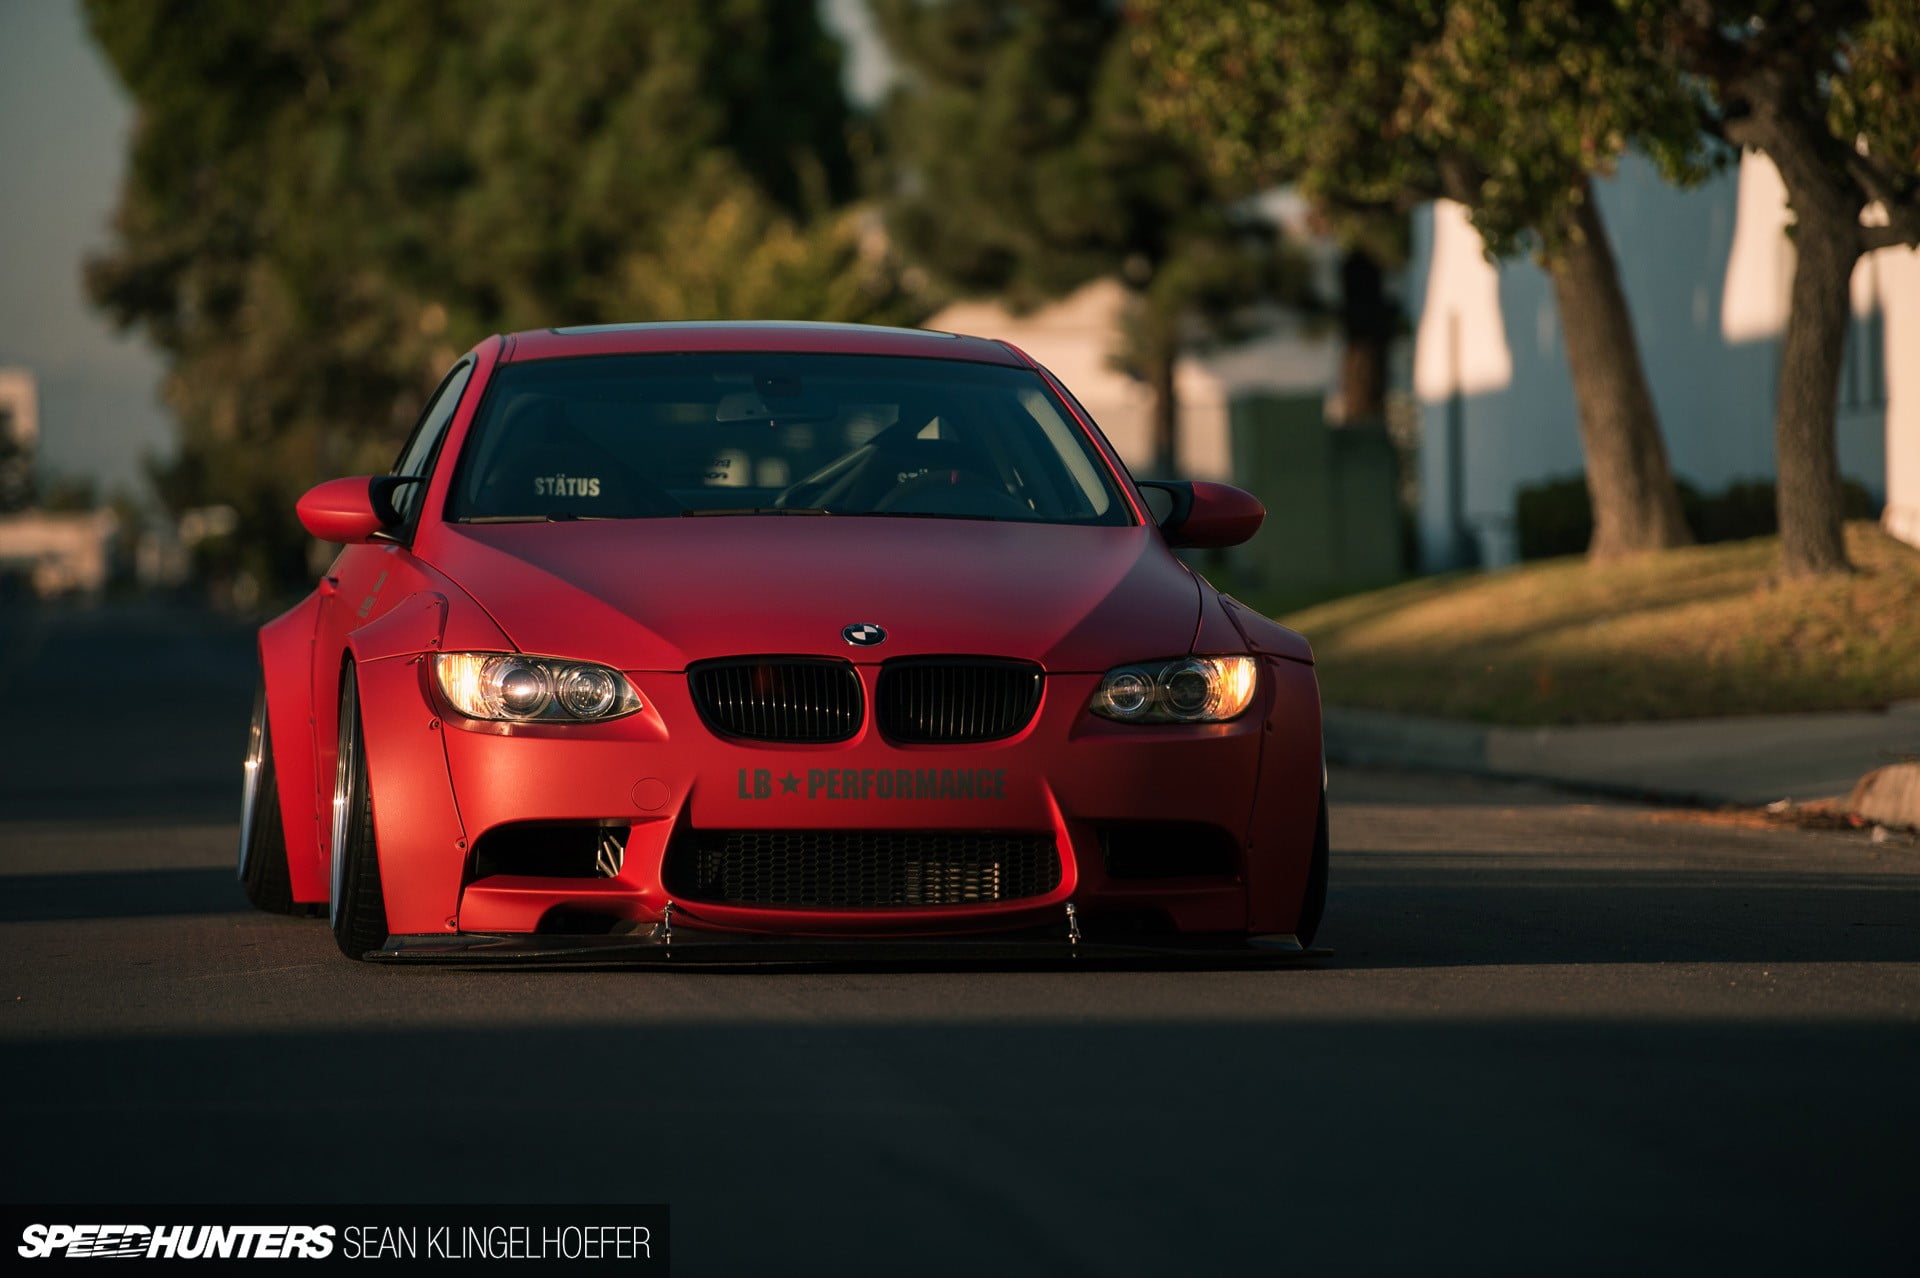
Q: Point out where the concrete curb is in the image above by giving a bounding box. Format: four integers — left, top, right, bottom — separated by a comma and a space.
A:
1321, 706, 1492, 773
1324, 702, 1920, 810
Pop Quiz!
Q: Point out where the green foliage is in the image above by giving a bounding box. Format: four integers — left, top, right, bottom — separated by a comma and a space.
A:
875, 0, 1306, 469
1830, 0, 1920, 187
85, 0, 925, 587
1650, 0, 1920, 247
879, 0, 1136, 307
1514, 476, 1599, 561
1515, 474, 1879, 560
1133, 0, 1720, 258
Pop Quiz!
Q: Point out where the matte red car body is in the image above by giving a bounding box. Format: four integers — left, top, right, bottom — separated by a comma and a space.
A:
255, 322, 1323, 956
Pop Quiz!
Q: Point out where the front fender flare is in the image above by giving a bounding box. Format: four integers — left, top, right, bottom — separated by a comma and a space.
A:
343, 591, 475, 936
259, 594, 327, 904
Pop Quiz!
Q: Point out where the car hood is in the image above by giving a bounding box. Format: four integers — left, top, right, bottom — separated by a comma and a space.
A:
426, 517, 1201, 672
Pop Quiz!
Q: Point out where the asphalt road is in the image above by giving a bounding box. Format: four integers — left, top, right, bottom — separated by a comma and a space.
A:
2, 602, 1916, 1275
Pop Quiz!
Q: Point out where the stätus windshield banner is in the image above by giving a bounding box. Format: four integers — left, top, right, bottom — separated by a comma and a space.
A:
7, 1205, 667, 1271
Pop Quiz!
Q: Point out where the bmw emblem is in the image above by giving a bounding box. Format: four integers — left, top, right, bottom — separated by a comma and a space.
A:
842, 623, 887, 647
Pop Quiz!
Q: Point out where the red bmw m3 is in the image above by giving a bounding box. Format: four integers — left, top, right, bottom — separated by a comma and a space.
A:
237, 321, 1327, 962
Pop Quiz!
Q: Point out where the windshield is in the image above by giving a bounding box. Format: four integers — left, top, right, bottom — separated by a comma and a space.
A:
446, 352, 1132, 525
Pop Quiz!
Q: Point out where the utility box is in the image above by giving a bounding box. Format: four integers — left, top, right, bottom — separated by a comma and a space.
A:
1226, 393, 1402, 601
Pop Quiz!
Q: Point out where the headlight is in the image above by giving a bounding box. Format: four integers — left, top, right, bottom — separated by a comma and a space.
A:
1089, 655, 1258, 724
433, 653, 642, 722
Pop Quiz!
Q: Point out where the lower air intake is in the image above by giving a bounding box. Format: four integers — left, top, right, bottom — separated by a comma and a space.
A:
470, 822, 627, 879
662, 829, 1061, 908
1099, 822, 1240, 880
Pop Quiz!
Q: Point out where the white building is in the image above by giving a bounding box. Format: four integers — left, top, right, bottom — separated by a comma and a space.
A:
1407, 152, 1920, 569
0, 368, 121, 596
0, 508, 119, 596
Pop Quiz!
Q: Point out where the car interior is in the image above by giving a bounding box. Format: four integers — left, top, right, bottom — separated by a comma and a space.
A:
451, 357, 1126, 525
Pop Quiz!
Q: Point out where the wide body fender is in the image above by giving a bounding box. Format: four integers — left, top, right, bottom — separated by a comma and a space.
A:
1223, 596, 1323, 934
259, 594, 327, 904
301, 567, 510, 928
349, 647, 467, 936
1243, 656, 1324, 934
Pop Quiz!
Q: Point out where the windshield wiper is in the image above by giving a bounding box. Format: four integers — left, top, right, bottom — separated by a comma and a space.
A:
680, 506, 834, 517
460, 513, 614, 523
831, 511, 1003, 522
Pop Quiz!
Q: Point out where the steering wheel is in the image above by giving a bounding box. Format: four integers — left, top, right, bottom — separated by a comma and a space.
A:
873, 467, 1030, 518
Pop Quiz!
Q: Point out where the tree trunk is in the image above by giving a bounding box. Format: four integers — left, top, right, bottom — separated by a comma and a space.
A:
1340, 342, 1386, 424
1542, 179, 1693, 561
1661, 8, 1898, 577
1772, 211, 1859, 577
1146, 329, 1179, 477
1338, 247, 1392, 423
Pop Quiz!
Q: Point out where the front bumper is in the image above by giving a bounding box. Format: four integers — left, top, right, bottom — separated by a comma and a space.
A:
357, 656, 1324, 941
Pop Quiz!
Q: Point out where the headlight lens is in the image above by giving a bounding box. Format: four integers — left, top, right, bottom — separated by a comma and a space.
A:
554, 664, 621, 718
433, 653, 641, 722
1089, 655, 1258, 724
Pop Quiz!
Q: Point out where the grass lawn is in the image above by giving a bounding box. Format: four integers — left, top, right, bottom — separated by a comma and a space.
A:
1278, 521, 1920, 725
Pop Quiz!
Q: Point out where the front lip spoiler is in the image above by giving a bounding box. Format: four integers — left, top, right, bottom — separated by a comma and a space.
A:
364, 927, 1331, 968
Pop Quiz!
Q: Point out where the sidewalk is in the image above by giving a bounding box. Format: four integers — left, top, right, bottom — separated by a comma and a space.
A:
1324, 701, 1920, 808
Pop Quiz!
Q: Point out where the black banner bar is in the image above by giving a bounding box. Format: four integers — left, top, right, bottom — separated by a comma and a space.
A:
5, 1206, 668, 1271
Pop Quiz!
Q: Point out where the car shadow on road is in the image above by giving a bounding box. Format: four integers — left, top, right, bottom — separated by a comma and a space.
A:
0, 784, 238, 827
1319, 849, 1920, 967
2, 1017, 1915, 1275
0, 868, 254, 922
4, 853, 1915, 969
0, 601, 256, 830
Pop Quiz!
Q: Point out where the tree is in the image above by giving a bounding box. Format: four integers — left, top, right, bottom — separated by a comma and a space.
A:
85, 0, 923, 589
1135, 0, 1712, 561
874, 0, 1302, 476
1658, 0, 1920, 577
1336, 239, 1402, 425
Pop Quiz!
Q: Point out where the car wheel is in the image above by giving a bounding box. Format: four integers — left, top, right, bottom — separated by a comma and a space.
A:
1295, 790, 1330, 948
237, 679, 298, 914
329, 662, 390, 959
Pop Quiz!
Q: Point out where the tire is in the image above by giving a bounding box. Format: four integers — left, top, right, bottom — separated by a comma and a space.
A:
237, 678, 298, 914
330, 662, 390, 959
1295, 790, 1330, 948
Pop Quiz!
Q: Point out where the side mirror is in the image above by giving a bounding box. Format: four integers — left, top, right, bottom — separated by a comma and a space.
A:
297, 476, 417, 543
1138, 480, 1265, 549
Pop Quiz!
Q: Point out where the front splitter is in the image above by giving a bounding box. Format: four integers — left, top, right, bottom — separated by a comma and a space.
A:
364, 925, 1330, 968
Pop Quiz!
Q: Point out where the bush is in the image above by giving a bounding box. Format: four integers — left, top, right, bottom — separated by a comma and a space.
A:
1514, 475, 1880, 559
1514, 477, 1594, 559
